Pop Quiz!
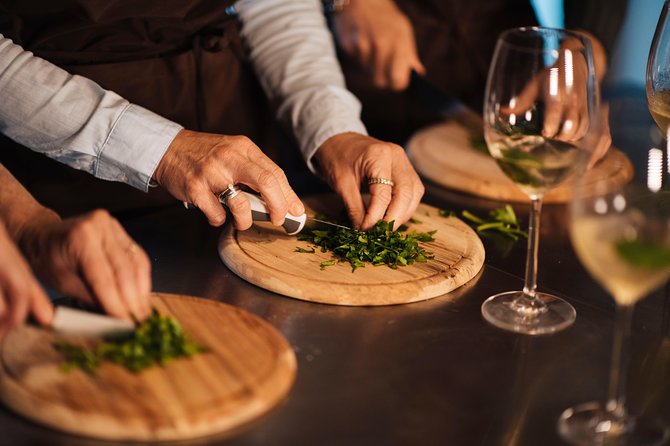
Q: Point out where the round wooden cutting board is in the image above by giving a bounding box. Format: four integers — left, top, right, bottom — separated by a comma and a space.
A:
219, 197, 485, 306
406, 120, 634, 203
0, 293, 296, 441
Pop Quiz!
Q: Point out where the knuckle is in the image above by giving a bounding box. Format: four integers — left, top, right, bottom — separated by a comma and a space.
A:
256, 170, 276, 189
185, 182, 205, 201
374, 186, 393, 202
209, 213, 227, 226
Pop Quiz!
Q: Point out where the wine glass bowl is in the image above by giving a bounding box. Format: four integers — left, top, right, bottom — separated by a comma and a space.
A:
481, 27, 598, 334
647, 0, 670, 136
558, 181, 670, 445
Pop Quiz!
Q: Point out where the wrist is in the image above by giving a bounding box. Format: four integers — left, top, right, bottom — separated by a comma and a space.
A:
16, 209, 61, 266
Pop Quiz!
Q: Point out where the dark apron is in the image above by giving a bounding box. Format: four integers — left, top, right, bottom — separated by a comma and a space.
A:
337, 0, 538, 145
0, 0, 279, 216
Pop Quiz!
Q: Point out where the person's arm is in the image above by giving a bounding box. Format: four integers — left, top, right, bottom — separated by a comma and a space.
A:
0, 163, 152, 320
236, 0, 367, 172
236, 0, 424, 230
0, 36, 304, 228
0, 35, 182, 192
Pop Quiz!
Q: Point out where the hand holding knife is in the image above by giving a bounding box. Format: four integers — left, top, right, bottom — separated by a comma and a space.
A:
185, 184, 351, 234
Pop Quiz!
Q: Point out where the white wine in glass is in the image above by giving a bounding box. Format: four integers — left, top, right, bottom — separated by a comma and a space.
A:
561, 4, 670, 442
559, 182, 670, 445
647, 0, 670, 136
481, 27, 598, 335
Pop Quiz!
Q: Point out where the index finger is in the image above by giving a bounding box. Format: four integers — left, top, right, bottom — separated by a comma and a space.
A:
236, 160, 291, 227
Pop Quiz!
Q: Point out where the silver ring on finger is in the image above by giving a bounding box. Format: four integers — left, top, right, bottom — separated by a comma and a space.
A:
218, 184, 242, 205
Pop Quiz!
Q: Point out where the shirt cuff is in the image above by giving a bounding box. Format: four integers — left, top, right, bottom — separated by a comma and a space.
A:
96, 104, 183, 192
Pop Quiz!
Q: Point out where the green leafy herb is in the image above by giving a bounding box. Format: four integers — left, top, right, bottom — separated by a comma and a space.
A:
297, 220, 435, 272
438, 209, 456, 218
56, 309, 208, 374
294, 246, 315, 253
440, 205, 528, 241
409, 217, 423, 224
615, 240, 670, 270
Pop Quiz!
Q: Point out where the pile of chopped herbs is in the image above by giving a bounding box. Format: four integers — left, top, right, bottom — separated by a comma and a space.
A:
439, 205, 528, 241
295, 220, 435, 272
56, 309, 208, 374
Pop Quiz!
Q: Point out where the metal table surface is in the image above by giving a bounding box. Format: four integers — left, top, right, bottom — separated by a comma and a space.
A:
1, 95, 669, 446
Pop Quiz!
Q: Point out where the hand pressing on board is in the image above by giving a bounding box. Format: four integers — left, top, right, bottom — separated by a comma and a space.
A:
0, 164, 152, 328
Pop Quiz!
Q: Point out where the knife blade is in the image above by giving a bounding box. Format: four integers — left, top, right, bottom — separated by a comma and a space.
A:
51, 306, 135, 339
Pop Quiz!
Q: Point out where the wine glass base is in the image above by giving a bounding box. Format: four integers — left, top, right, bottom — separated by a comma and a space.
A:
481, 291, 576, 335
558, 402, 669, 446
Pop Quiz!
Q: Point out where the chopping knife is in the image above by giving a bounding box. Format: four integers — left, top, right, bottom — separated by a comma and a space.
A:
241, 191, 352, 235
51, 306, 136, 338
185, 189, 352, 235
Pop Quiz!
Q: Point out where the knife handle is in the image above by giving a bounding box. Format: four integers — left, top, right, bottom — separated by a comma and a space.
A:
243, 192, 306, 235
182, 191, 306, 235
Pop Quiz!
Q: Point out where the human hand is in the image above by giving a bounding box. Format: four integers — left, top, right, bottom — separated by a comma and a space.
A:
333, 0, 424, 90
504, 32, 610, 163
0, 223, 53, 338
153, 130, 305, 230
315, 133, 424, 230
20, 211, 152, 321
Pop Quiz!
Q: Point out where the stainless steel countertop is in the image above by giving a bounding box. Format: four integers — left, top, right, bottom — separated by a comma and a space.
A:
1, 93, 669, 445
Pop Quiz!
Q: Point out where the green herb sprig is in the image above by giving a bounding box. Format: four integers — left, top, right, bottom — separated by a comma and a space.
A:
615, 240, 670, 270
296, 220, 435, 272
440, 205, 528, 240
56, 309, 208, 374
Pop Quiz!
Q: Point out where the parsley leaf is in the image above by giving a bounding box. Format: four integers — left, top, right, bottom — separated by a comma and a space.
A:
441, 205, 527, 240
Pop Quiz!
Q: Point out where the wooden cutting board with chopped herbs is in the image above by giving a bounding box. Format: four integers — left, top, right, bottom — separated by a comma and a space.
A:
0, 293, 296, 441
218, 197, 485, 306
407, 119, 633, 203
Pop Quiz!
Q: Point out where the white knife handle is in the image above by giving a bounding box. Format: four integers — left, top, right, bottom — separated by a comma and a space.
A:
242, 192, 306, 235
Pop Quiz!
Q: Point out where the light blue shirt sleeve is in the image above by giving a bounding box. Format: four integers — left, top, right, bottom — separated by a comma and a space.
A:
0, 35, 183, 192
236, 0, 368, 173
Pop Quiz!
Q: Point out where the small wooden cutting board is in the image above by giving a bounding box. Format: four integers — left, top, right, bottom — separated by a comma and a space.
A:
0, 293, 296, 442
219, 197, 485, 306
407, 120, 634, 203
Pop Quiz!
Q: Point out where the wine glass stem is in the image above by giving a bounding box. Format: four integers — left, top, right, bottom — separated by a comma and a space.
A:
523, 196, 543, 300
606, 303, 634, 420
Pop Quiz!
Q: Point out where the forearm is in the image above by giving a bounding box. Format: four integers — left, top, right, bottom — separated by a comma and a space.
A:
0, 164, 60, 247
236, 0, 367, 171
0, 35, 182, 191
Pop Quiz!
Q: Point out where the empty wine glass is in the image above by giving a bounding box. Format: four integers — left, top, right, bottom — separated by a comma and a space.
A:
481, 27, 598, 334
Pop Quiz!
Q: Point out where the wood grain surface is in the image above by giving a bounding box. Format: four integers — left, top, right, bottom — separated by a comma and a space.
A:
0, 293, 296, 441
406, 119, 634, 203
219, 197, 485, 306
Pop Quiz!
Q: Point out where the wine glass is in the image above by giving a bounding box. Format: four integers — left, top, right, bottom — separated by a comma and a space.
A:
558, 171, 670, 445
558, 7, 670, 443
647, 0, 670, 140
481, 27, 598, 334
